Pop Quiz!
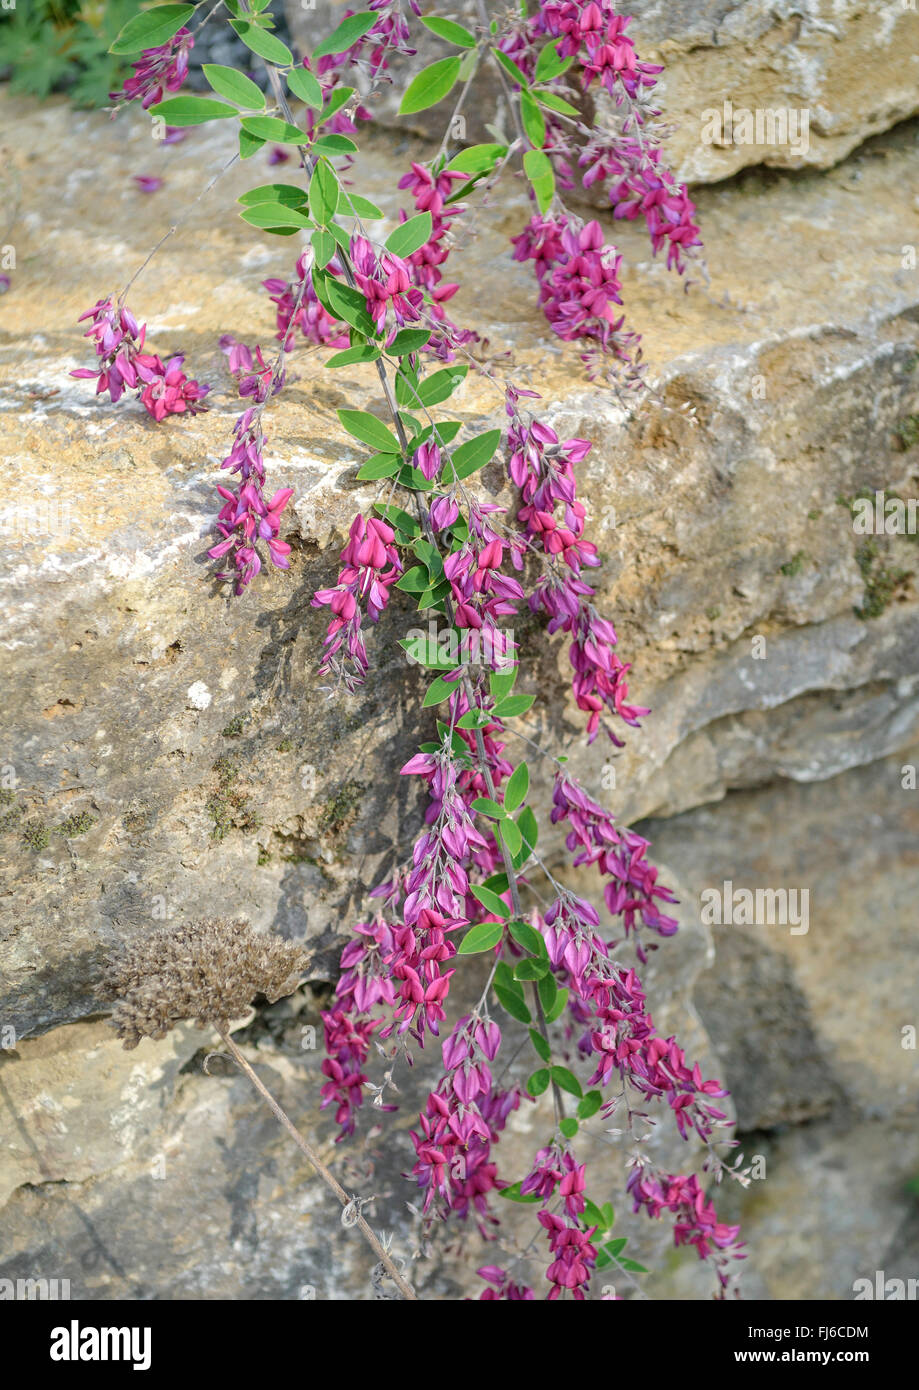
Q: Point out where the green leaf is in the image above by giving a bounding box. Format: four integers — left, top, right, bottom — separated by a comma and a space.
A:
375, 502, 421, 537
447, 143, 507, 175
149, 97, 239, 126
526, 1068, 551, 1097
577, 1090, 603, 1120
313, 133, 358, 155
523, 148, 555, 214
287, 66, 323, 110
497, 1181, 541, 1204
395, 566, 430, 593
416, 366, 467, 408
317, 274, 378, 337
470, 796, 506, 820
494, 985, 532, 1024
388, 328, 430, 356
550, 1066, 583, 1099
110, 5, 194, 55
240, 115, 306, 146
399, 636, 457, 670
239, 183, 307, 207
449, 429, 502, 481
422, 673, 461, 707
203, 64, 265, 108
239, 127, 265, 160
515, 806, 538, 864
231, 20, 293, 67
385, 212, 433, 259
509, 920, 548, 959
457, 709, 491, 731
520, 89, 546, 148
489, 668, 517, 701
498, 818, 523, 856
534, 38, 567, 82
239, 203, 313, 232
535, 90, 579, 117
619, 1258, 649, 1274
493, 694, 535, 718
309, 160, 340, 226
528, 1028, 551, 1063
313, 11, 377, 60
312, 229, 337, 269
420, 15, 477, 47
545, 986, 568, 1024
537, 971, 557, 1015
583, 1198, 608, 1231
559, 1116, 579, 1140
515, 958, 548, 981
605, 1237, 628, 1258
336, 191, 384, 221
458, 919, 505, 954
355, 451, 399, 480
338, 410, 400, 454
327, 344, 382, 370
471, 885, 511, 920
318, 86, 355, 125
399, 56, 462, 115
491, 47, 529, 88
494, 959, 517, 992
504, 763, 529, 813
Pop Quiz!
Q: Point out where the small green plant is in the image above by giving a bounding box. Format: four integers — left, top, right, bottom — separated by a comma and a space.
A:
854, 540, 909, 620
896, 415, 919, 452
22, 822, 50, 851
207, 755, 261, 840
0, 1, 145, 107
57, 810, 96, 837
779, 551, 805, 578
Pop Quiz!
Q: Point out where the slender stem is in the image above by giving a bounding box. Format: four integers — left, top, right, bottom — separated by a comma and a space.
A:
216, 1028, 417, 1301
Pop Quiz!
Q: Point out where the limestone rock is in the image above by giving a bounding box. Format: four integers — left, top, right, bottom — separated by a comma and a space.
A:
283, 1, 919, 181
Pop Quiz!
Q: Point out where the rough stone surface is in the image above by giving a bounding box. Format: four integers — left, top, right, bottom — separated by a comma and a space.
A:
285, 1, 919, 182
0, 82, 917, 1299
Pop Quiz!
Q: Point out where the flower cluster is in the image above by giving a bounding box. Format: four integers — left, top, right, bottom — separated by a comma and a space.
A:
551, 773, 678, 960
314, 0, 421, 82
264, 252, 350, 350
208, 408, 293, 593
111, 27, 194, 110
350, 234, 423, 337
628, 1164, 745, 1293
539, 1209, 598, 1300
71, 298, 209, 421
410, 1015, 516, 1233
536, 3, 662, 102
395, 163, 476, 359
505, 386, 647, 742
581, 138, 702, 274
312, 514, 403, 689
219, 334, 283, 402
512, 214, 625, 349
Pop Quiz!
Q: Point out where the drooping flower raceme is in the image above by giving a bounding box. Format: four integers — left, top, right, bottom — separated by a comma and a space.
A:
71, 298, 209, 421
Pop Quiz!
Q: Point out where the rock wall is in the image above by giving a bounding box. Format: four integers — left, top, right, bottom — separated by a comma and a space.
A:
0, 29, 918, 1301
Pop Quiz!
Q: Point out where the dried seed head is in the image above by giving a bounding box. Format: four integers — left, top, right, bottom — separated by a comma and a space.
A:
98, 917, 309, 1050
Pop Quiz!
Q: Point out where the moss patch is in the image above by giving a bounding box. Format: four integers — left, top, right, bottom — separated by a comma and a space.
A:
318, 779, 366, 841
206, 755, 261, 841
56, 811, 95, 837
